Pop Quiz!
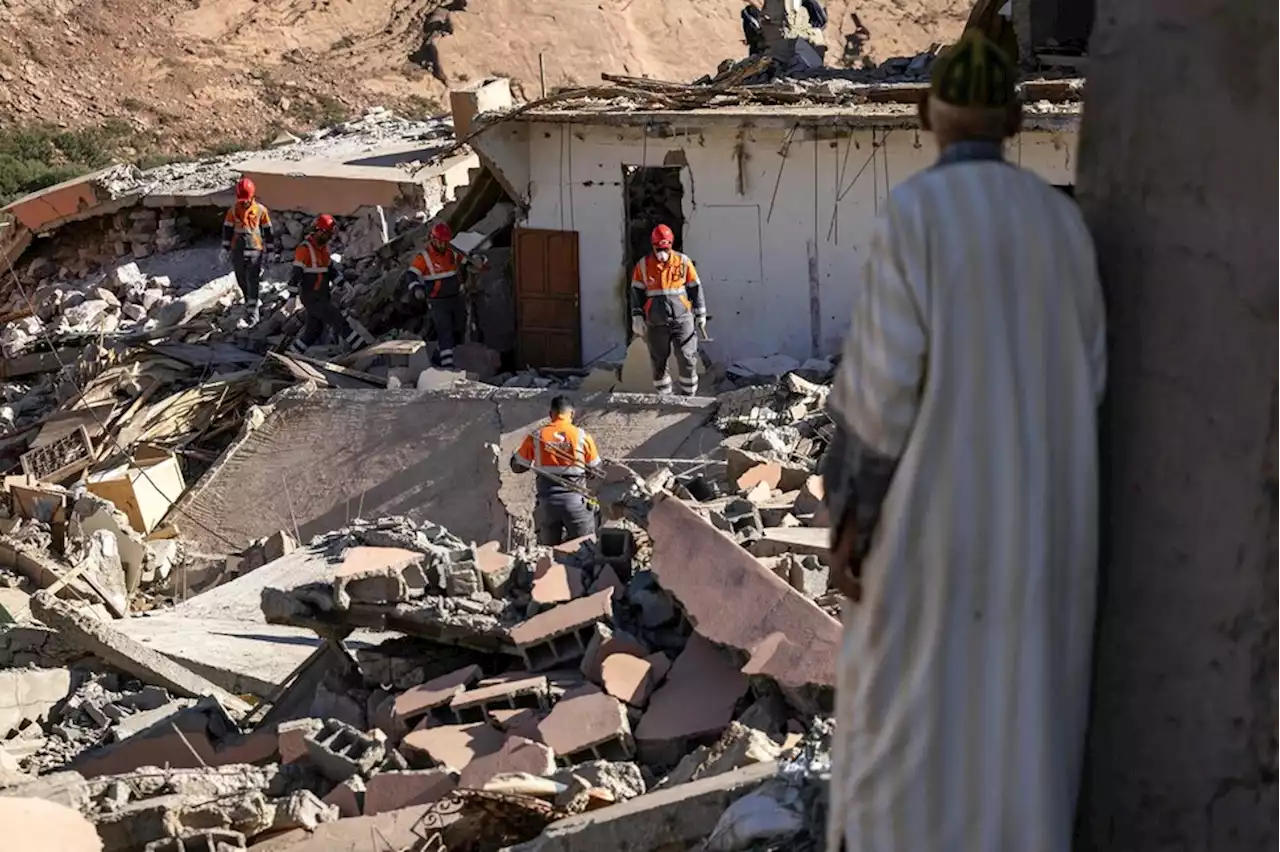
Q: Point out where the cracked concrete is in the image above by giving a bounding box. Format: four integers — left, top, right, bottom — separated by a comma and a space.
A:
172, 386, 717, 553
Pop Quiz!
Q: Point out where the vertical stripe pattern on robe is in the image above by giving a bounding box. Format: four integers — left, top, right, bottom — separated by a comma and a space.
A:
825, 159, 1107, 852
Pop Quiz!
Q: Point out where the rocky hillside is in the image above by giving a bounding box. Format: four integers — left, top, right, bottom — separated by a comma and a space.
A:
0, 0, 967, 154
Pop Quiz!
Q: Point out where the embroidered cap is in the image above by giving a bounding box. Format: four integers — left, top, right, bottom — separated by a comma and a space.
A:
930, 29, 1016, 109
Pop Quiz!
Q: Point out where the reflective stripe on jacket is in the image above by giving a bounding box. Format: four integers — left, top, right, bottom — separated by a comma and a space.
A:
290, 238, 333, 292
510, 416, 602, 497
407, 245, 464, 299
630, 251, 705, 319
221, 201, 273, 252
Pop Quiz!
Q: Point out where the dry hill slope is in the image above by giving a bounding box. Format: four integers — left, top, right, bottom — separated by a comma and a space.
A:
0, 0, 967, 152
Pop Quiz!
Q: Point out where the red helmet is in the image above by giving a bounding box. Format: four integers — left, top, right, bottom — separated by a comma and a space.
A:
234, 177, 255, 201
650, 224, 674, 249
313, 214, 336, 233
430, 222, 453, 243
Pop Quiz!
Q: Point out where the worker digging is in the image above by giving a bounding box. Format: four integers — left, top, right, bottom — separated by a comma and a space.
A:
217, 177, 280, 328
402, 221, 484, 369
630, 224, 708, 397
509, 394, 603, 545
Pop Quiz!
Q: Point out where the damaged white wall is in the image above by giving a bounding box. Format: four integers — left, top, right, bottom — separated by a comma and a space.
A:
479, 118, 1078, 363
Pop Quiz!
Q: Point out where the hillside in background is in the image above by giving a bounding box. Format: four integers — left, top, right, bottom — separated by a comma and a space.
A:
0, 0, 966, 171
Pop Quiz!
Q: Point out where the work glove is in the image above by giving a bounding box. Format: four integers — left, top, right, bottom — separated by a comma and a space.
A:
631, 315, 647, 338
411, 285, 427, 302
217, 248, 229, 266
696, 316, 708, 337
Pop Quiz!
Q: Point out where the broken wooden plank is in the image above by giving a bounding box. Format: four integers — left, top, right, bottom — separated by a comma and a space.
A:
292, 353, 388, 388
0, 347, 73, 379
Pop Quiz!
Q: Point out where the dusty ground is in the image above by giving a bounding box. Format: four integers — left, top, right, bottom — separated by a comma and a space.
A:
0, 0, 967, 152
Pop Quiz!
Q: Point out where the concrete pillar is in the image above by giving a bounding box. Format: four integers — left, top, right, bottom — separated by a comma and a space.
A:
1074, 0, 1277, 849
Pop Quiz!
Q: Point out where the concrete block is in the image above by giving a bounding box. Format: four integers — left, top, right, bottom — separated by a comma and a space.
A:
27, 592, 250, 714
459, 735, 555, 790
449, 675, 548, 724
392, 664, 481, 727
331, 546, 428, 609
399, 721, 504, 772
321, 775, 364, 818
588, 564, 625, 600
579, 624, 649, 684
599, 654, 656, 708
509, 589, 614, 671
0, 797, 102, 852
303, 719, 386, 782
531, 555, 584, 604
143, 828, 247, 851
507, 761, 780, 852
363, 769, 456, 815
277, 718, 324, 765
452, 343, 501, 379
473, 541, 514, 596
0, 667, 72, 737
635, 635, 748, 766
537, 685, 634, 764
488, 707, 544, 740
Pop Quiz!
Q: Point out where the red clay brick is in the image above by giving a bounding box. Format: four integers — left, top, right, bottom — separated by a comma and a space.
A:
645, 652, 672, 686
489, 707, 545, 741
322, 776, 364, 818
589, 563, 625, 599
449, 675, 548, 722
474, 541, 515, 595
364, 769, 456, 815
580, 624, 649, 683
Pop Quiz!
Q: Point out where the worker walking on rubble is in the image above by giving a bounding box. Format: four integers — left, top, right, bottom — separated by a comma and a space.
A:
219, 177, 279, 326
509, 395, 602, 546
821, 31, 1106, 852
402, 222, 480, 369
630, 224, 707, 396
287, 214, 365, 354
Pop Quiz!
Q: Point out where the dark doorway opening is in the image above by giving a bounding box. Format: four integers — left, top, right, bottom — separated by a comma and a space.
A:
622, 166, 685, 273
1054, 184, 1076, 198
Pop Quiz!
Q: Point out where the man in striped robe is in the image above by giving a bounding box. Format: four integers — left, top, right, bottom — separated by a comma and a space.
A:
822, 30, 1107, 852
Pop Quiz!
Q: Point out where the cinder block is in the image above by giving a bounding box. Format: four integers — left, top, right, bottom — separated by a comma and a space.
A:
304, 719, 386, 782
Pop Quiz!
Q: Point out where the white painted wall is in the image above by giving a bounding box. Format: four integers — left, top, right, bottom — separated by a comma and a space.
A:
485, 120, 1077, 364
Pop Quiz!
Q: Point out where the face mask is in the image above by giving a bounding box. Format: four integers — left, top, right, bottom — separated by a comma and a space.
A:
655, 249, 671, 262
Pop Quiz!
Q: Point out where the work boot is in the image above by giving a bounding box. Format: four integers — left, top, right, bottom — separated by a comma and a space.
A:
245, 302, 261, 326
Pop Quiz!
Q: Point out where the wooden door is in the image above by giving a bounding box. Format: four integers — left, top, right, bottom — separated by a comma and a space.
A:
513, 228, 581, 368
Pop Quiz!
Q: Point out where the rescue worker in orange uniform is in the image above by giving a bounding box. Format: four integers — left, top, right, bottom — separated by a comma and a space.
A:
510, 395, 602, 546
219, 177, 279, 325
401, 222, 478, 369
630, 224, 707, 396
287, 215, 364, 353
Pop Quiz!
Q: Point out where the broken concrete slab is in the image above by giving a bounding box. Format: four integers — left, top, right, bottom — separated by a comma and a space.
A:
0, 667, 71, 737
736, 462, 782, 493
745, 526, 830, 559
598, 654, 656, 708
579, 624, 649, 683
537, 685, 634, 764
321, 776, 363, 818
332, 546, 428, 608
473, 541, 514, 596
509, 589, 614, 671
0, 796, 102, 852
277, 719, 323, 765
458, 735, 555, 790
400, 721, 504, 772
362, 769, 456, 815
29, 592, 251, 715
507, 761, 780, 852
246, 802, 439, 851
634, 634, 749, 766
646, 495, 839, 713
171, 386, 714, 552
531, 556, 584, 605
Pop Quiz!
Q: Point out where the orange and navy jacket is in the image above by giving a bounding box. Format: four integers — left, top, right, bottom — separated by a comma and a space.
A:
403, 243, 466, 299
288, 237, 341, 294
221, 200, 275, 254
509, 415, 602, 499
630, 251, 705, 321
